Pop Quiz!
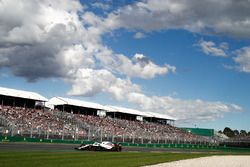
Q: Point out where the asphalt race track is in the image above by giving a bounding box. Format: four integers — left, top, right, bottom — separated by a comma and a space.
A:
0, 142, 78, 151
0, 142, 167, 152
0, 142, 181, 152
0, 142, 221, 153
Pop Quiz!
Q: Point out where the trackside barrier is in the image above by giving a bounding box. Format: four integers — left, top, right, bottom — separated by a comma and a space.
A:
1, 135, 250, 152
119, 142, 250, 152
0, 136, 92, 145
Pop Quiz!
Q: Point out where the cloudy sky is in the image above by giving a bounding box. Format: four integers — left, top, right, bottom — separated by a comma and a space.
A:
0, 0, 249, 131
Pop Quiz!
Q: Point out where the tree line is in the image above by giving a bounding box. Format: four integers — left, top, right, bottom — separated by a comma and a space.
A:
218, 127, 250, 138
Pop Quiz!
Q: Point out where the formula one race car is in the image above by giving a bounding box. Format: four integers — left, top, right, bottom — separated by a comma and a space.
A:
74, 141, 122, 152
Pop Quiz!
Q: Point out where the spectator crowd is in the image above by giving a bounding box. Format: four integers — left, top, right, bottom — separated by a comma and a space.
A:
0, 105, 209, 144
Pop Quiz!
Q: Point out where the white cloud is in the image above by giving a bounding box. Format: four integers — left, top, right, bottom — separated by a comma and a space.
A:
106, 0, 250, 38
96, 51, 175, 79
0, 0, 84, 45
198, 40, 228, 57
57, 44, 95, 70
116, 53, 176, 79
0, 0, 96, 81
67, 68, 242, 122
134, 32, 146, 39
91, 2, 110, 10
234, 46, 250, 73
0, 0, 174, 80
67, 68, 141, 100
127, 92, 242, 122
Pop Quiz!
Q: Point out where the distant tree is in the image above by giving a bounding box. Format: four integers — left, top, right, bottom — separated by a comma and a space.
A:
234, 130, 239, 136
240, 130, 247, 136
223, 127, 235, 137
218, 130, 223, 134
248, 131, 250, 136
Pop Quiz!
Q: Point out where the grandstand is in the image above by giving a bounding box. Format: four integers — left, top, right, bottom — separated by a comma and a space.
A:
47, 97, 176, 125
0, 87, 47, 108
0, 86, 212, 145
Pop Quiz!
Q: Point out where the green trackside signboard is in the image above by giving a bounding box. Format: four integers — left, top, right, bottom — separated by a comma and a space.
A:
181, 128, 214, 137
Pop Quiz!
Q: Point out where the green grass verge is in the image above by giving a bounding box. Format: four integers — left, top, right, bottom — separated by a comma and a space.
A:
0, 151, 212, 167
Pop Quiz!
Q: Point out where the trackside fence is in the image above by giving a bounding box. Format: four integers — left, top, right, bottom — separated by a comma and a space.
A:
0, 124, 214, 146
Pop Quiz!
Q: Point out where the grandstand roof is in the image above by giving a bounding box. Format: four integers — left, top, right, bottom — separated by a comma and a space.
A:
0, 86, 48, 101
48, 97, 177, 121
146, 111, 177, 121
106, 106, 152, 117
49, 97, 114, 111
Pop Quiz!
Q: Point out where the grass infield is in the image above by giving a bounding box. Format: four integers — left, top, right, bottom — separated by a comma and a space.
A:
0, 151, 212, 167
